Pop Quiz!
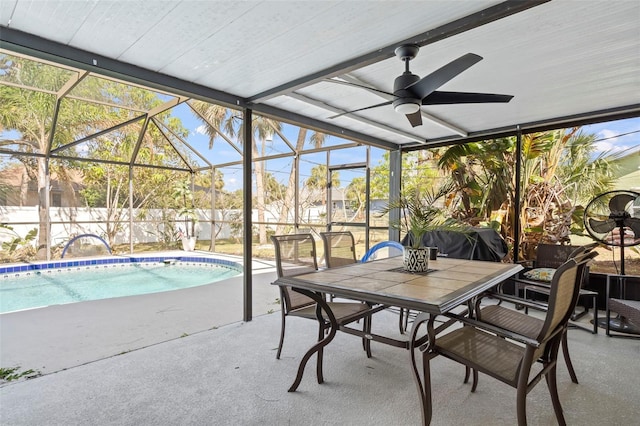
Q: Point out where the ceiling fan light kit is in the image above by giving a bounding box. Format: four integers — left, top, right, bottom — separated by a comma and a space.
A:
394, 102, 420, 115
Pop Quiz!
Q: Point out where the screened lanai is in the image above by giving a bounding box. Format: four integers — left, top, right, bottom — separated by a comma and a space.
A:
0, 50, 392, 259
1, 0, 640, 322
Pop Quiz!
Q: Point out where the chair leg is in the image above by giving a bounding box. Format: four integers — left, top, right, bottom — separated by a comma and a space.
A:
592, 295, 598, 334
276, 309, 286, 359
561, 330, 579, 384
546, 364, 567, 426
463, 366, 470, 384
516, 380, 528, 426
399, 308, 406, 334
364, 315, 372, 358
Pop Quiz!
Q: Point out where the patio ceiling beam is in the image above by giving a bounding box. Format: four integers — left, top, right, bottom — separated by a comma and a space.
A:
1, 30, 404, 150
0, 28, 244, 110
247, 1, 549, 103
251, 103, 398, 150
401, 103, 640, 152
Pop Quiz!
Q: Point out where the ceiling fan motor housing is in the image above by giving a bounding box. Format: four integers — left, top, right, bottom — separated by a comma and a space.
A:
392, 72, 421, 112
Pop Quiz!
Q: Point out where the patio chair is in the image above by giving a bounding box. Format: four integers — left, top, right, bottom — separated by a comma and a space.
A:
512, 242, 599, 333
271, 233, 380, 359
429, 257, 583, 425
474, 250, 598, 385
320, 231, 358, 268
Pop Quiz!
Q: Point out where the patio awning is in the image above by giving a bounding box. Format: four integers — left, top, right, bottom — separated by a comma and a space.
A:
1, 0, 638, 150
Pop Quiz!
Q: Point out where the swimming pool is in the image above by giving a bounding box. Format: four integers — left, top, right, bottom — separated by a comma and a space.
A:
0, 256, 242, 314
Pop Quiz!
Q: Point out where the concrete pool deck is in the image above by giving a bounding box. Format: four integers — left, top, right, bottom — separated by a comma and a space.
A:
1, 252, 640, 424
0, 251, 280, 374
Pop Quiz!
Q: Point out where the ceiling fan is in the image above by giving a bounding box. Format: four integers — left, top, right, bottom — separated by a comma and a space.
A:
329, 44, 514, 127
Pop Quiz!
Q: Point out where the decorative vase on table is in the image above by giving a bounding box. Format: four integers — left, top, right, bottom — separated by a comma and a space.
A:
403, 247, 429, 272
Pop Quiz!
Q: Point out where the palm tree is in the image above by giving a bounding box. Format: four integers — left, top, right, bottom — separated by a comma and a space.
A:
275, 129, 327, 234
438, 128, 616, 259
306, 164, 340, 207
189, 101, 281, 245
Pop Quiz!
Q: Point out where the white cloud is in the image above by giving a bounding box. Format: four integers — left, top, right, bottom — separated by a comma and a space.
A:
224, 177, 239, 191
594, 129, 630, 155
195, 125, 208, 135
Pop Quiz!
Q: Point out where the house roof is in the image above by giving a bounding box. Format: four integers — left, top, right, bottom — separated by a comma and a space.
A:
1, 1, 639, 150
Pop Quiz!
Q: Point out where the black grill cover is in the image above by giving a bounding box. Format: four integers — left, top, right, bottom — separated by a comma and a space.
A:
402, 228, 508, 262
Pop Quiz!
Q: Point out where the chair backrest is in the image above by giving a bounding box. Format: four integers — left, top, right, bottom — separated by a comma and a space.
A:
361, 241, 404, 262
271, 233, 318, 278
536, 259, 580, 342
567, 242, 598, 259
271, 233, 318, 312
534, 244, 583, 269
537, 251, 597, 342
320, 231, 357, 268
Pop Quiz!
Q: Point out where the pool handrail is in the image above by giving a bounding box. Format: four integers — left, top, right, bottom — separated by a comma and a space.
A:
61, 234, 112, 258
360, 241, 404, 262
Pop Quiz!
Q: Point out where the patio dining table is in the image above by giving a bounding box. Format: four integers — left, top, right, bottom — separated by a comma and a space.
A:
274, 255, 522, 425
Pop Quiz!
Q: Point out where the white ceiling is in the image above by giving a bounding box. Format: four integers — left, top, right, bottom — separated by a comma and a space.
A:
1, 0, 639, 149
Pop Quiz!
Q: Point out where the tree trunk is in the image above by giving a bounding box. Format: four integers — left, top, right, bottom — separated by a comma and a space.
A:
36, 157, 49, 260
276, 129, 307, 234
254, 139, 267, 245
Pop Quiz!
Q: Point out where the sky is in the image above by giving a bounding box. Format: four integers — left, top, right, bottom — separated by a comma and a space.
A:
584, 117, 640, 156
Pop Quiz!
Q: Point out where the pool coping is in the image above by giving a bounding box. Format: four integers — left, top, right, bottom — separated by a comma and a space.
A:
0, 253, 242, 278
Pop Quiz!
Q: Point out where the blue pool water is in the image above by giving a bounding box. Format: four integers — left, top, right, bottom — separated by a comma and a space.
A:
0, 259, 241, 314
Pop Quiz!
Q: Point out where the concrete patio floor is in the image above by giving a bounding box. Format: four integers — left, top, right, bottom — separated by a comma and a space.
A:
1, 254, 639, 425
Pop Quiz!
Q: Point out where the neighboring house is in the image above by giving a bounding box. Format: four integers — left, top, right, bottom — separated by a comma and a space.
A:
0, 165, 84, 208
611, 146, 640, 193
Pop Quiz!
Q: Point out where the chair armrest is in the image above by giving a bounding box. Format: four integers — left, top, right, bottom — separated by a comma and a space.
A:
510, 276, 551, 289
443, 311, 540, 347
477, 291, 550, 312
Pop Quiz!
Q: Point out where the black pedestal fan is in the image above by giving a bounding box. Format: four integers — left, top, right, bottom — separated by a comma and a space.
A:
584, 190, 640, 333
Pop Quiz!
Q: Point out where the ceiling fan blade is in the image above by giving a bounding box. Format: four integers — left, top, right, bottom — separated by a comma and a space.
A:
609, 193, 635, 212
422, 91, 513, 105
325, 78, 394, 97
624, 217, 640, 238
405, 110, 422, 127
406, 53, 483, 100
589, 218, 616, 234
328, 100, 393, 119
